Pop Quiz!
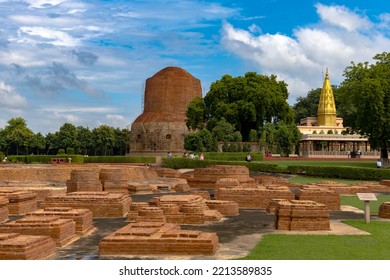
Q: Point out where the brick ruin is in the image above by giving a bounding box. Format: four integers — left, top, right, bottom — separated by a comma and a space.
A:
216, 186, 295, 209
99, 222, 218, 256
275, 200, 330, 231
305, 181, 369, 195
66, 169, 103, 193
295, 187, 340, 210
0, 196, 9, 223
41, 192, 131, 218
130, 66, 202, 156
0, 189, 37, 215
266, 199, 289, 214
129, 195, 224, 225
99, 168, 128, 193
378, 202, 390, 219
27, 207, 94, 235
0, 216, 78, 247
0, 233, 56, 260
187, 165, 256, 189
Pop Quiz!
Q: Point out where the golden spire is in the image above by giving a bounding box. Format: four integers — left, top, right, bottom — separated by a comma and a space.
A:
317, 68, 336, 126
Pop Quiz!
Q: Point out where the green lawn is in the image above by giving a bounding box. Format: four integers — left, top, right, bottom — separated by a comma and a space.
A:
240, 221, 390, 260
340, 195, 390, 214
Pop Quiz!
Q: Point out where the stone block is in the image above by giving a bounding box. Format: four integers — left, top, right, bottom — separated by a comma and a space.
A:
0, 233, 56, 260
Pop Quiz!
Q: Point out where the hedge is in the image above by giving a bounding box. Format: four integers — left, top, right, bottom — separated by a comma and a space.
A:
7, 155, 84, 164
84, 156, 156, 164
287, 165, 390, 181
203, 152, 263, 161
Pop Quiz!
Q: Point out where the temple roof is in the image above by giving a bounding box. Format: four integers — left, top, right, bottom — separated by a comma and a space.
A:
317, 69, 337, 126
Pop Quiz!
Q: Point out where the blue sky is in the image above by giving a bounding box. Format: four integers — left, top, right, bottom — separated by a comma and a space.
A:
0, 0, 389, 134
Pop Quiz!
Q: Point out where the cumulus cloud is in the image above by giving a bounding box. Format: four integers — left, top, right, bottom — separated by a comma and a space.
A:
222, 3, 390, 102
71, 50, 98, 66
0, 80, 28, 109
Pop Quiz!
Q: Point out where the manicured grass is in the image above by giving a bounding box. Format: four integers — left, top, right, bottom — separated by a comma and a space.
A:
288, 175, 369, 185
240, 221, 390, 260
340, 195, 390, 214
270, 160, 376, 168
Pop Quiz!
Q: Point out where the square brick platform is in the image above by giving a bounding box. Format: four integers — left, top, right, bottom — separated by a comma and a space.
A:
41, 192, 131, 217
0, 189, 37, 215
0, 233, 56, 260
28, 207, 94, 235
296, 187, 340, 210
99, 222, 218, 256
0, 216, 78, 247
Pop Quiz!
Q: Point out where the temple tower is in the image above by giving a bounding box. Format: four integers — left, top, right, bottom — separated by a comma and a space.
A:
130, 66, 202, 155
317, 69, 337, 126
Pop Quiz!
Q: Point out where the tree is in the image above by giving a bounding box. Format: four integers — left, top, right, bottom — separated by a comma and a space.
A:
274, 122, 302, 157
3, 117, 34, 155
187, 72, 295, 140
211, 117, 236, 142
92, 125, 116, 156
54, 123, 78, 152
186, 96, 206, 130
29, 132, 46, 155
339, 52, 390, 160
76, 126, 93, 155
183, 129, 217, 152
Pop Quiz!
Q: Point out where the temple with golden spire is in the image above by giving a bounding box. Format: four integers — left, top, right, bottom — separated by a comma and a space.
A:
297, 69, 379, 158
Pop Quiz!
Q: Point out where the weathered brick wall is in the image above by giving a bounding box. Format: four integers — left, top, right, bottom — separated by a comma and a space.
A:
305, 182, 369, 195
99, 222, 218, 256
266, 199, 289, 214
205, 200, 239, 216
187, 165, 256, 189
215, 186, 295, 209
0, 233, 57, 260
0, 190, 37, 215
378, 202, 390, 219
67, 169, 103, 193
0, 216, 78, 247
28, 207, 94, 235
296, 187, 340, 210
41, 192, 131, 218
0, 196, 9, 223
275, 200, 330, 231
380, 180, 390, 187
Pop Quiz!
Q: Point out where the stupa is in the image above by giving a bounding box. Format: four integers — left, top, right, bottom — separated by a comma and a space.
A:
130, 67, 202, 156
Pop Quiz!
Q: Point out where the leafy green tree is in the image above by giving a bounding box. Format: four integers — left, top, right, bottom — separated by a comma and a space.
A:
339, 52, 390, 160
113, 128, 131, 155
29, 132, 46, 155
211, 117, 235, 142
44, 132, 57, 154
76, 126, 93, 155
200, 72, 294, 140
55, 123, 78, 152
274, 122, 302, 157
92, 125, 116, 156
3, 117, 34, 155
186, 96, 206, 130
183, 129, 217, 152
248, 129, 258, 142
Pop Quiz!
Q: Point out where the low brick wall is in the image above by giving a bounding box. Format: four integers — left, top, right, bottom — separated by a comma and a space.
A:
0, 233, 57, 260
205, 200, 239, 216
28, 207, 94, 235
41, 192, 131, 218
378, 202, 390, 219
296, 187, 340, 210
99, 222, 218, 256
0, 216, 78, 247
0, 190, 37, 215
306, 182, 370, 195
275, 200, 330, 231
99, 169, 128, 193
215, 186, 295, 209
266, 199, 289, 214
380, 180, 390, 187
67, 170, 103, 193
0, 196, 9, 223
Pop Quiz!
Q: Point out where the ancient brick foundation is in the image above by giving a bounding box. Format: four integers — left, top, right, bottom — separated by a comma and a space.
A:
99, 222, 218, 256
187, 165, 256, 189
41, 192, 131, 218
266, 199, 289, 214
0, 196, 9, 223
99, 168, 128, 193
189, 190, 211, 200
205, 200, 239, 216
380, 180, 390, 187
275, 200, 330, 231
215, 186, 295, 209
0, 190, 37, 215
28, 207, 94, 235
0, 233, 56, 260
306, 181, 369, 195
128, 195, 223, 225
67, 169, 102, 193
0, 216, 78, 247
296, 187, 340, 210
378, 202, 390, 219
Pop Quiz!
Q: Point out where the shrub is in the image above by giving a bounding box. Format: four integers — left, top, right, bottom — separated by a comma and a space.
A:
66, 147, 75, 154
58, 149, 65, 154
242, 143, 252, 152
84, 156, 156, 163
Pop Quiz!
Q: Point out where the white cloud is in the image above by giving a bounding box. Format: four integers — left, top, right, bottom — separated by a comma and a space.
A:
0, 80, 28, 109
315, 3, 372, 31
23, 0, 68, 9
18, 26, 80, 47
222, 3, 390, 102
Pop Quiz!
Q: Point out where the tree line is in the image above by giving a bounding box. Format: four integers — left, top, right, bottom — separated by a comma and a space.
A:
0, 117, 130, 156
